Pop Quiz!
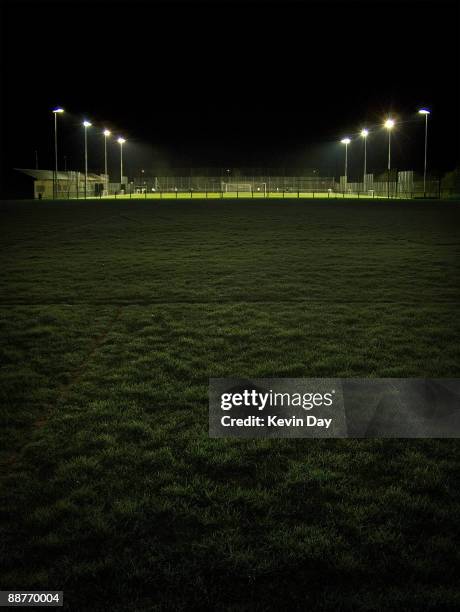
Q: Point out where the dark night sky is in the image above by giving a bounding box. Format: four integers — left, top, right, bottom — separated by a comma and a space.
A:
0, 0, 459, 193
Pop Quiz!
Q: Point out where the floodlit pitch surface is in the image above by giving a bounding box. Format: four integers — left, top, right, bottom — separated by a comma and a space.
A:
1, 198, 459, 611
101, 191, 398, 200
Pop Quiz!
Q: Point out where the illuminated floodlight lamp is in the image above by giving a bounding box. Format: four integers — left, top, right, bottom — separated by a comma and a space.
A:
384, 118, 395, 129
83, 120, 92, 127
53, 107, 64, 113
341, 138, 351, 144
103, 129, 111, 136
361, 129, 369, 137
117, 137, 126, 144
418, 109, 430, 115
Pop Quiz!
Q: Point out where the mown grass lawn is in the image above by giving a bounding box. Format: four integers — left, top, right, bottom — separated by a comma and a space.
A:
1, 199, 459, 611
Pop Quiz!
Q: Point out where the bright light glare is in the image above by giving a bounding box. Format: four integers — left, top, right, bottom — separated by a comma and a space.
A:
103, 129, 111, 136
341, 138, 351, 144
117, 138, 126, 144
418, 109, 430, 115
53, 108, 64, 113
83, 121, 92, 127
361, 129, 369, 137
384, 119, 395, 129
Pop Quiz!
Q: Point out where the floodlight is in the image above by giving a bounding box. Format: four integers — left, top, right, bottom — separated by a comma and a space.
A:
118, 139, 126, 184
103, 131, 111, 181
52, 109, 64, 199
361, 130, 369, 190
384, 119, 395, 196
340, 138, 351, 187
418, 110, 431, 195
83, 122, 91, 199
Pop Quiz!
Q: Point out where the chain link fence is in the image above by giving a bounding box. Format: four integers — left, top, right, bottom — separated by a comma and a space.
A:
34, 171, 457, 200
37, 188, 457, 200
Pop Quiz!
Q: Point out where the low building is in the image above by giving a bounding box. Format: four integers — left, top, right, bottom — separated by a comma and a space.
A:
15, 169, 108, 199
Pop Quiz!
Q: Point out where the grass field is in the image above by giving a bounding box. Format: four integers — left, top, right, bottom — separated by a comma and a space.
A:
1, 198, 459, 611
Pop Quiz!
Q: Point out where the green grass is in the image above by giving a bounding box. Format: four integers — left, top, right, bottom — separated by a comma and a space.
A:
0, 198, 459, 611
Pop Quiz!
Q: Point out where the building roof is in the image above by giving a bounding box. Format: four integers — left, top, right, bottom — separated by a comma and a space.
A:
15, 168, 106, 181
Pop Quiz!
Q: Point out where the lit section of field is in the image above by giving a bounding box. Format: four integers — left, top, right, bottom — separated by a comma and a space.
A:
100, 191, 397, 200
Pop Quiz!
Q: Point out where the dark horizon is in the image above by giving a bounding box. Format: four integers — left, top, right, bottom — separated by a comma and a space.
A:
1, 0, 459, 195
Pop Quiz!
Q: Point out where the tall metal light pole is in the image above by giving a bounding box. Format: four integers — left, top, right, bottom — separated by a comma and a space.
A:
384, 118, 395, 198
361, 129, 369, 193
340, 138, 351, 193
83, 121, 92, 199
103, 130, 111, 176
103, 130, 111, 194
118, 138, 126, 190
52, 108, 64, 198
418, 109, 430, 197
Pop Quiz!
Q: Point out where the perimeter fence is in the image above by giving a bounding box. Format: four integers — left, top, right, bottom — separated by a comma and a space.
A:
37, 171, 458, 200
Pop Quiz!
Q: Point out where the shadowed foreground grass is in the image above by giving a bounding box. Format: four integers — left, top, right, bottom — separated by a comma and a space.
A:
0, 199, 459, 611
